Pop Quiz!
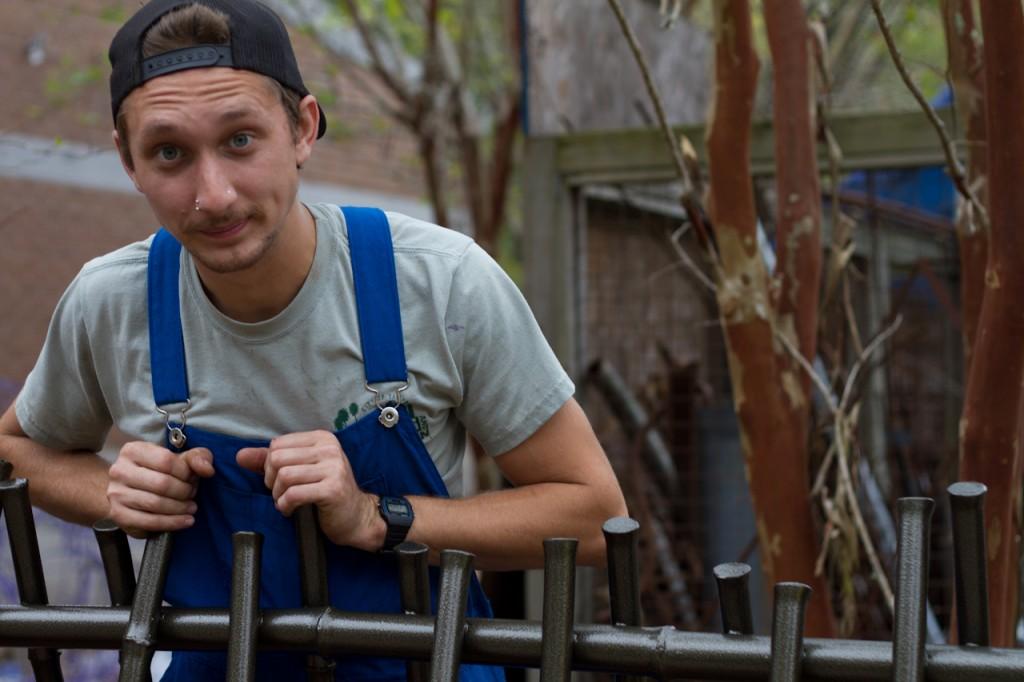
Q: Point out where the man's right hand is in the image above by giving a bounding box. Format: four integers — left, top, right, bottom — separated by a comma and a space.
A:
106, 442, 215, 537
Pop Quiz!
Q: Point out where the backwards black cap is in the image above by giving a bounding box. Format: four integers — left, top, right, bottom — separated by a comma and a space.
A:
109, 0, 327, 138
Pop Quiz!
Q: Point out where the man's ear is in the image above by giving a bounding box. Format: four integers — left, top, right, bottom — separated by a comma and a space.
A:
294, 95, 319, 168
112, 129, 142, 193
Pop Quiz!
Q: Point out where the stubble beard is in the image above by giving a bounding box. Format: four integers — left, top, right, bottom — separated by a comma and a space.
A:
190, 209, 279, 274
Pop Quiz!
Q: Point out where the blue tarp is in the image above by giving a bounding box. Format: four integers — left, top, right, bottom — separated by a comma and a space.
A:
840, 89, 956, 221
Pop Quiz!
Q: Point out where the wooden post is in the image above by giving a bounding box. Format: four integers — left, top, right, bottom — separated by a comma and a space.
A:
521, 136, 585, 673
522, 136, 579, 375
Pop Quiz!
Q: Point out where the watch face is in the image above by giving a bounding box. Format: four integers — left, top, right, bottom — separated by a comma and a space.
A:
381, 496, 413, 522
386, 500, 409, 515
379, 496, 414, 551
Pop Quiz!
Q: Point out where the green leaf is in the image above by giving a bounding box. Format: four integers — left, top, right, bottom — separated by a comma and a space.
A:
315, 87, 338, 108
99, 4, 127, 24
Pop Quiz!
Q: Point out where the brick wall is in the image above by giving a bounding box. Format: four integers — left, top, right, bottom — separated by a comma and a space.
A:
0, 0, 425, 198
0, 178, 154, 394
0, 0, 434, 399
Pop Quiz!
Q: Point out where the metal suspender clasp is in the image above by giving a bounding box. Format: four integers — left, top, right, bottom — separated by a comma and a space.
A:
155, 399, 192, 449
365, 382, 407, 429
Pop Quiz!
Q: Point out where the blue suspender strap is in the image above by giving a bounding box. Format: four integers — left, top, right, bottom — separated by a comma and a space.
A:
147, 228, 191, 406
148, 209, 407, 399
341, 206, 409, 385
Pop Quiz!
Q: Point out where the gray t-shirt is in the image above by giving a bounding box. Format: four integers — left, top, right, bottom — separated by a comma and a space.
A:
16, 203, 574, 496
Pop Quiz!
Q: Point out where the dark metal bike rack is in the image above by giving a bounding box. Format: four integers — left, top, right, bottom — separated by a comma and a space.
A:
0, 471, 1020, 681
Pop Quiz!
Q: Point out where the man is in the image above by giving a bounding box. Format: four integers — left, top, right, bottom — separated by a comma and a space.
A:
0, 0, 626, 679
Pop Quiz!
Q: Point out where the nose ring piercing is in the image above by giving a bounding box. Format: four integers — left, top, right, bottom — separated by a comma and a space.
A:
194, 198, 201, 212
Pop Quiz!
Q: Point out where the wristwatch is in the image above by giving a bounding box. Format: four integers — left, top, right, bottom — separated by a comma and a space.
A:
377, 495, 414, 552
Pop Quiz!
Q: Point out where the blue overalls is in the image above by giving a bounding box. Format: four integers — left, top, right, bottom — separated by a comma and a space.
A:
146, 206, 505, 681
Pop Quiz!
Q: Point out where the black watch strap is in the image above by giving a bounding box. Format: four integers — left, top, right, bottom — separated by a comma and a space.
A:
378, 495, 414, 552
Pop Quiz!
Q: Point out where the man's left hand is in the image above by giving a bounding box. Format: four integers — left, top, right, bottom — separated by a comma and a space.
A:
236, 431, 383, 551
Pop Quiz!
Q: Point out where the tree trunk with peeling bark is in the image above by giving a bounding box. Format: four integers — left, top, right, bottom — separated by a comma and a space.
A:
764, 0, 822, 384
942, 0, 988, 366
957, 1, 1024, 648
706, 0, 836, 637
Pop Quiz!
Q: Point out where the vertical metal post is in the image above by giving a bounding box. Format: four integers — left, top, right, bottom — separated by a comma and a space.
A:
397, 541, 431, 682
892, 497, 934, 682
948, 482, 989, 646
603, 517, 644, 682
603, 517, 641, 627
769, 582, 810, 682
294, 506, 335, 681
429, 550, 473, 682
93, 519, 136, 672
714, 563, 755, 635
93, 520, 137, 607
119, 531, 173, 682
226, 532, 262, 682
294, 506, 329, 605
540, 539, 577, 682
0, 479, 63, 681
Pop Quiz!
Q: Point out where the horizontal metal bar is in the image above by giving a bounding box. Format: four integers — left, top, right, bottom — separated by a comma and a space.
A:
0, 607, 1022, 680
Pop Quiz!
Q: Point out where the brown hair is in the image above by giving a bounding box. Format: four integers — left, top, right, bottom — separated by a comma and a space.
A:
116, 3, 303, 168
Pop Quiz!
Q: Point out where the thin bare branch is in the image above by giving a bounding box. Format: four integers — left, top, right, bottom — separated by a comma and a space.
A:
869, 0, 989, 231
425, 0, 441, 81
811, 442, 837, 497
483, 94, 521, 248
282, 1, 408, 124
776, 313, 899, 615
843, 275, 864, 355
668, 225, 717, 293
341, 61, 411, 126
418, 133, 449, 227
606, 0, 688, 186
606, 0, 714, 254
773, 325, 837, 413
341, 0, 414, 108
457, 0, 473, 72
835, 416, 895, 611
817, 25, 848, 311
838, 314, 903, 413
452, 96, 486, 239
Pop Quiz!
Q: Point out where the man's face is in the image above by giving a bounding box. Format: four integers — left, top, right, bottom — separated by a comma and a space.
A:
115, 67, 315, 275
